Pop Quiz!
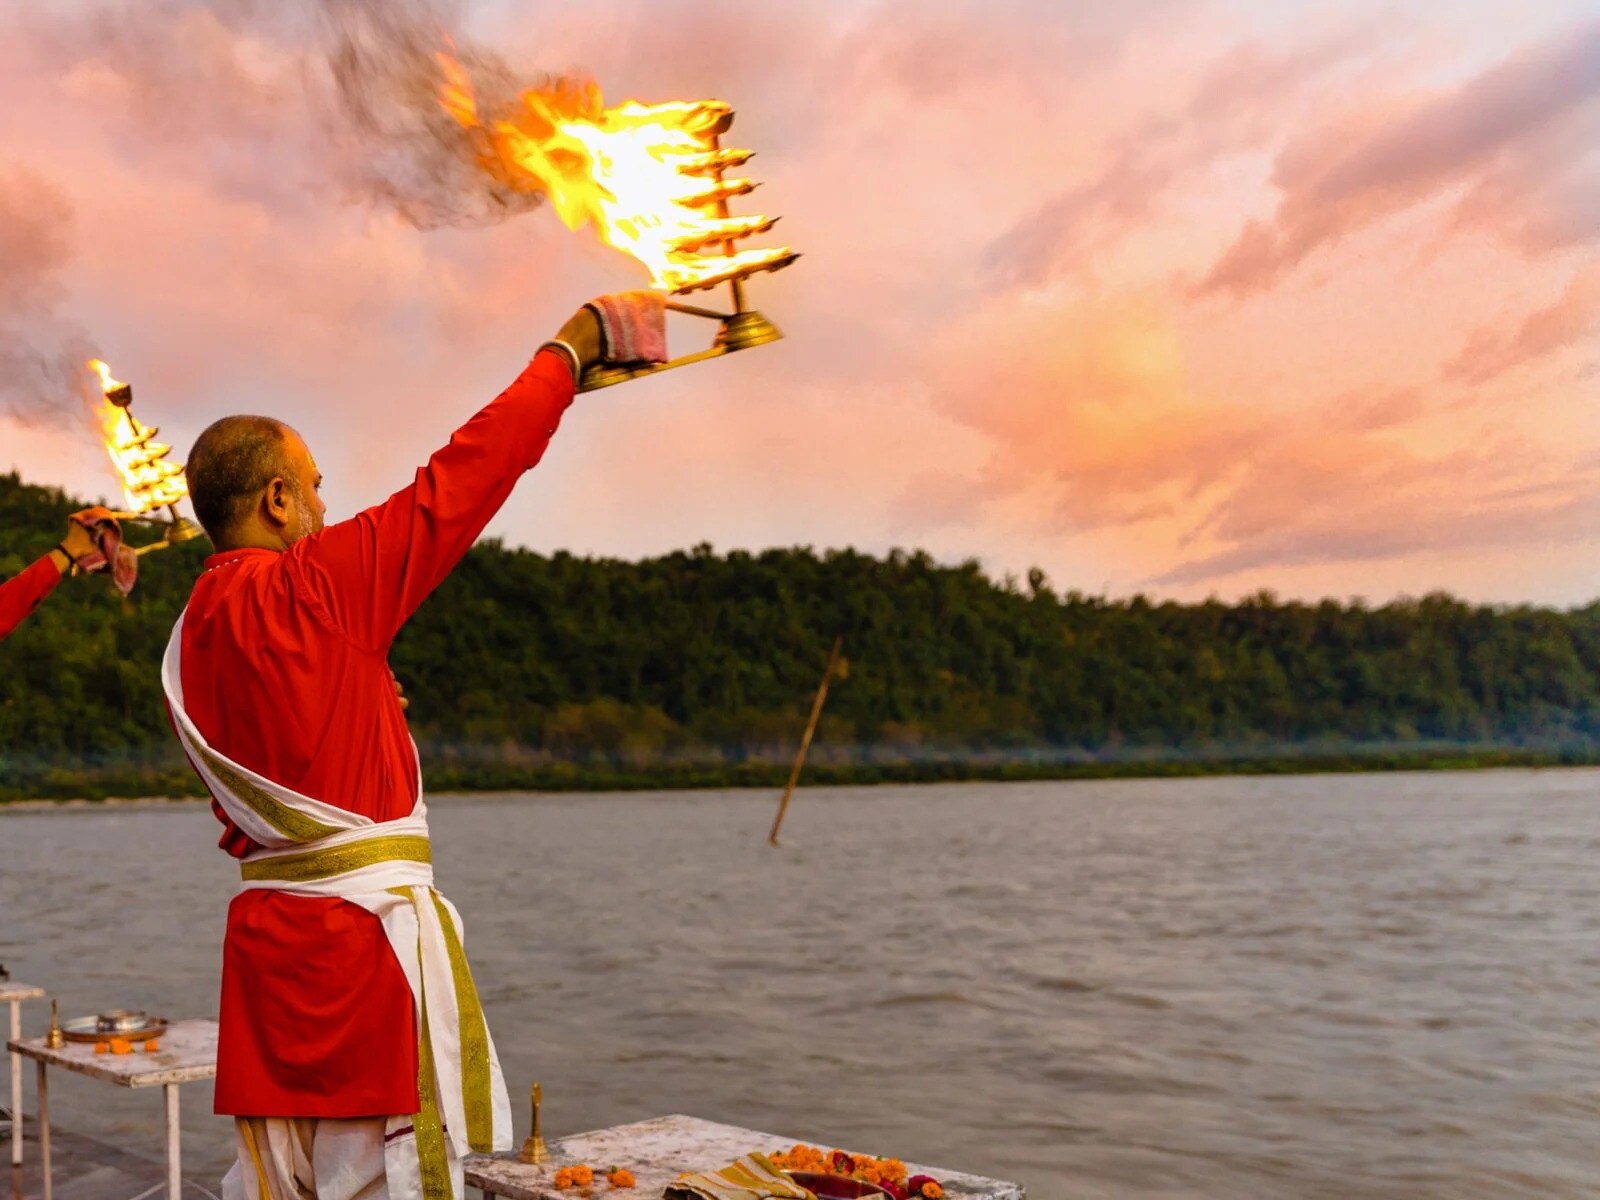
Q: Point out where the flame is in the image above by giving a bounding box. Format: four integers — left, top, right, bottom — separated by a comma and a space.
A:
88, 359, 188, 514
90, 358, 124, 395
437, 58, 795, 293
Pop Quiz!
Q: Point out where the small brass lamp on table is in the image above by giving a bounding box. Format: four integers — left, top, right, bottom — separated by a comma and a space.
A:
518, 1082, 551, 1165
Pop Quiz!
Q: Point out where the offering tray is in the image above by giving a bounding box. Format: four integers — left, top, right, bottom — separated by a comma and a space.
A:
788, 1174, 891, 1199
60, 1013, 168, 1043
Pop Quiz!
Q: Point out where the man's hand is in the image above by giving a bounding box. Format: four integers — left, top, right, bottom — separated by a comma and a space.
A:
53, 508, 117, 573
389, 666, 409, 711
554, 292, 668, 375
586, 291, 668, 365
61, 519, 98, 564
554, 307, 603, 373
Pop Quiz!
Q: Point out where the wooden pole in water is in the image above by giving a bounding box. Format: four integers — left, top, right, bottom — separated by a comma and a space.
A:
769, 636, 844, 846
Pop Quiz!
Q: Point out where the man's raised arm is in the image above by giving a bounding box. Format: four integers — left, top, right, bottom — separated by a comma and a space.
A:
290, 293, 664, 652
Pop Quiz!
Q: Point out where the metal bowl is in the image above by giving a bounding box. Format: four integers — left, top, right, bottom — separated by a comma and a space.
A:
787, 1173, 893, 1199
96, 1010, 148, 1033
61, 1014, 167, 1044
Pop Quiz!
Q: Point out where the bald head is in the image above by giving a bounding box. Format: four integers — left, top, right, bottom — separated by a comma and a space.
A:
187, 416, 324, 549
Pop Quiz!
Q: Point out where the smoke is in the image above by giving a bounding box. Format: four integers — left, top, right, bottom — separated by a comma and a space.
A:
312, 0, 561, 228
0, 166, 93, 422
15, 0, 569, 227
0, 0, 571, 422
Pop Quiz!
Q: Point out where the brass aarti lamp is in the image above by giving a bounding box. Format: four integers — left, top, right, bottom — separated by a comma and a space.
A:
577, 107, 795, 393
436, 62, 796, 396
89, 360, 203, 554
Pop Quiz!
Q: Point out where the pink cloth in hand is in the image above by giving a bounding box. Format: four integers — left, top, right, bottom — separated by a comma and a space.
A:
586, 291, 668, 365
70, 506, 138, 596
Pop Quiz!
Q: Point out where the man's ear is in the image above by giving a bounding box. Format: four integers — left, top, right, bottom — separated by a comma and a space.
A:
262, 477, 292, 530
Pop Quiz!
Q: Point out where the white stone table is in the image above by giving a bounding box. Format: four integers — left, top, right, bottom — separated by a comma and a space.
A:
2, 981, 46, 1167
8, 1017, 217, 1200
466, 1114, 1024, 1200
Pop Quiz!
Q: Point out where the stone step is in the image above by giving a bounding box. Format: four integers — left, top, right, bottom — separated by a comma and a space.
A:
4, 1115, 221, 1200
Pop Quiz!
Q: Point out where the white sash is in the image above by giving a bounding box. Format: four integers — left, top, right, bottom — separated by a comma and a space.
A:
162, 611, 511, 1188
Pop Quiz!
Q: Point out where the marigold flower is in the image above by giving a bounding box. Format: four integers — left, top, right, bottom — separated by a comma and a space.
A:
777, 1144, 826, 1172
571, 1164, 595, 1186
881, 1160, 908, 1184
906, 1176, 938, 1196
920, 1183, 943, 1199
606, 1167, 635, 1189
553, 1168, 574, 1189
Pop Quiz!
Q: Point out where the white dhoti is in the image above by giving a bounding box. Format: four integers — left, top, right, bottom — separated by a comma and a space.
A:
163, 615, 512, 1200
222, 1116, 464, 1200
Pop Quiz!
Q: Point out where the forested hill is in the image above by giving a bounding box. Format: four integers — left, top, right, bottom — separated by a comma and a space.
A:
3, 468, 1600, 799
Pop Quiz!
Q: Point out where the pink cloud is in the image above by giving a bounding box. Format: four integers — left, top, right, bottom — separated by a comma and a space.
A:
1153, 433, 1600, 585
985, 25, 1375, 290
1, 0, 1598, 606
1443, 265, 1600, 385
0, 167, 75, 313
1197, 18, 1600, 296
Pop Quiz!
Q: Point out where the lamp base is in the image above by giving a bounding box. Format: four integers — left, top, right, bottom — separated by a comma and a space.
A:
717, 310, 783, 351
165, 516, 203, 544
578, 310, 785, 393
517, 1135, 552, 1165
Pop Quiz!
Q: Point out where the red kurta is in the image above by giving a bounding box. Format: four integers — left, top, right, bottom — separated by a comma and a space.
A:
176, 350, 575, 1117
0, 554, 63, 641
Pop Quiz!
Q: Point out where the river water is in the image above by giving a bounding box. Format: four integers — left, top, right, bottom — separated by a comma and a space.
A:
2, 771, 1597, 1199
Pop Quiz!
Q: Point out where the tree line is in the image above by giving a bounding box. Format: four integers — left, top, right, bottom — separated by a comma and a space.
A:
3, 469, 1598, 799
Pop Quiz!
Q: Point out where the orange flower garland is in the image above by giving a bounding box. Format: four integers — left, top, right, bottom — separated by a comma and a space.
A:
768, 1144, 930, 1200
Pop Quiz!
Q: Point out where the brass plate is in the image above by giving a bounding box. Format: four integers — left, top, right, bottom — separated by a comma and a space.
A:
60, 1015, 168, 1044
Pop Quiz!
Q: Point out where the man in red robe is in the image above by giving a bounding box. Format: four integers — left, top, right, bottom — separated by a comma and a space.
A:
0, 512, 114, 641
171, 293, 663, 1200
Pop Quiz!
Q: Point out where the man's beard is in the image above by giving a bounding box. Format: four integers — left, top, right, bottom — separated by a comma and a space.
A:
284, 477, 325, 543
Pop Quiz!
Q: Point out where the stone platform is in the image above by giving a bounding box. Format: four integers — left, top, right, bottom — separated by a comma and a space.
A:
3, 1118, 220, 1200
467, 1114, 1024, 1200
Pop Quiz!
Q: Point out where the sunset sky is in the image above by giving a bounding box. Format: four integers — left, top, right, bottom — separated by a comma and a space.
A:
1, 0, 1597, 604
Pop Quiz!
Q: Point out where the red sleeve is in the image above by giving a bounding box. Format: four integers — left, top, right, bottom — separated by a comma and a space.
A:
287, 348, 577, 652
0, 554, 65, 642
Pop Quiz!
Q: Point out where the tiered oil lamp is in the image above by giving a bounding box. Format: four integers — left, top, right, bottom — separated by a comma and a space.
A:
575, 107, 797, 393
89, 360, 202, 554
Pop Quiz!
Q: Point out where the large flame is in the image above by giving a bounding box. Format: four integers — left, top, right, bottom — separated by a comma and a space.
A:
438, 58, 795, 293
89, 359, 188, 514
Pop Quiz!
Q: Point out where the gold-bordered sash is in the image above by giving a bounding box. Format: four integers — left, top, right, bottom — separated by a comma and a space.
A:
201, 747, 345, 844
240, 835, 433, 884
429, 890, 495, 1152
